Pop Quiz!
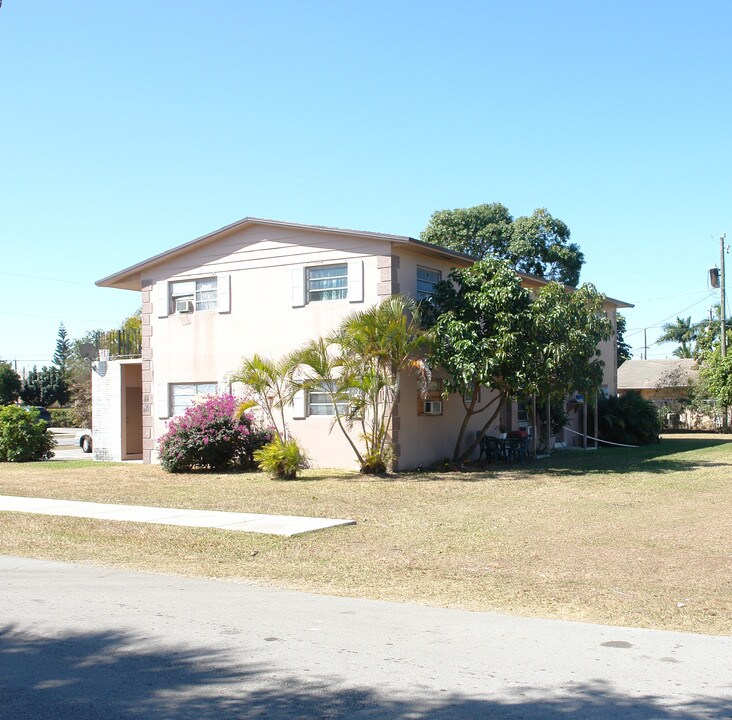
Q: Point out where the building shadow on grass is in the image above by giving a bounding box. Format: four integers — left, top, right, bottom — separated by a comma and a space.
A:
538, 436, 732, 476
537, 456, 732, 477
1, 624, 729, 719
396, 436, 732, 482
456, 435, 732, 479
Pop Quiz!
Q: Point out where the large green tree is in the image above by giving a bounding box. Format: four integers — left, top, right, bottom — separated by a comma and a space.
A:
690, 306, 732, 361
428, 258, 533, 462
428, 258, 612, 462
52, 322, 72, 379
20, 365, 69, 407
616, 313, 632, 367
421, 204, 585, 286
700, 350, 732, 397
0, 361, 22, 405
527, 282, 613, 402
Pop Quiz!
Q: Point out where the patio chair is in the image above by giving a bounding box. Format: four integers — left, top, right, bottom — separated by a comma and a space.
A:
508, 435, 532, 463
479, 435, 503, 464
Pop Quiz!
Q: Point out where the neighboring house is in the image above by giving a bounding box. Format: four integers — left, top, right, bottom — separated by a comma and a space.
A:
617, 358, 699, 429
617, 359, 698, 401
94, 217, 631, 469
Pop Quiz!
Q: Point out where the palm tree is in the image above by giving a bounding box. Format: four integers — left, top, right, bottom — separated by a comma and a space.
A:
336, 295, 430, 472
287, 337, 366, 466
290, 295, 430, 473
232, 353, 292, 442
658, 316, 697, 358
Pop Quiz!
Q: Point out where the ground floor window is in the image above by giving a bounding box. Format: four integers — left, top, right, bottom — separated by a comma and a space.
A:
307, 384, 350, 415
418, 378, 443, 415
170, 382, 217, 416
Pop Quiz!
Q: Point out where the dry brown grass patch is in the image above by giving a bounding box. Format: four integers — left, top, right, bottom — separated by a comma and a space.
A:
1, 434, 731, 635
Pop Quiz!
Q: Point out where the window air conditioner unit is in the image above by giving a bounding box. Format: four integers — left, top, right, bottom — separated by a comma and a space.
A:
175, 299, 194, 314
423, 400, 442, 415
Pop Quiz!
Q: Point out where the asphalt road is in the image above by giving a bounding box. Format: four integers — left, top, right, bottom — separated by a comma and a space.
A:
1, 556, 730, 719
48, 428, 92, 462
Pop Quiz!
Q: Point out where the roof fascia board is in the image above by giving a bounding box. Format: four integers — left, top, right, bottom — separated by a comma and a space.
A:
94, 215, 633, 308
96, 216, 418, 288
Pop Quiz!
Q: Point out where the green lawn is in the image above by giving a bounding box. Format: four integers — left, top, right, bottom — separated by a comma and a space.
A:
1, 433, 730, 636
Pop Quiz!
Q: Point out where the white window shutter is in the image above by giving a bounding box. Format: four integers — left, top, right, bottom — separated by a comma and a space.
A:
292, 390, 306, 419
348, 259, 364, 303
157, 281, 169, 318
292, 267, 305, 307
157, 383, 170, 418
217, 273, 231, 314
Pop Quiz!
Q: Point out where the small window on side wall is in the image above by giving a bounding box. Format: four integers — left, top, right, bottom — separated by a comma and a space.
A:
170, 278, 218, 314
418, 378, 443, 416
292, 261, 363, 307
416, 267, 441, 301
170, 382, 217, 416
307, 385, 350, 416
307, 265, 348, 302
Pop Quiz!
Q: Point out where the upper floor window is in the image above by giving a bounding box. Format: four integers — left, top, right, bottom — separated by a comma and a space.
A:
292, 260, 363, 307
416, 267, 441, 301
307, 265, 348, 302
170, 278, 218, 313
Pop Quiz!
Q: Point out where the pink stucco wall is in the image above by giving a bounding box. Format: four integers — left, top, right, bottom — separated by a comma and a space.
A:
101, 220, 624, 470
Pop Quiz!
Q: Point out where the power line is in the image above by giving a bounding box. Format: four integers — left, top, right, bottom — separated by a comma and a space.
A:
2, 354, 53, 358
630, 288, 713, 303
0, 310, 122, 323
0, 271, 95, 286
624, 293, 716, 340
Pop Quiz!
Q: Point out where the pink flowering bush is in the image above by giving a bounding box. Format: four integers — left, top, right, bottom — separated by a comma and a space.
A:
157, 393, 272, 473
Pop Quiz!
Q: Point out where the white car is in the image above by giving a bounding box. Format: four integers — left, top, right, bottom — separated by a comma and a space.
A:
74, 429, 93, 453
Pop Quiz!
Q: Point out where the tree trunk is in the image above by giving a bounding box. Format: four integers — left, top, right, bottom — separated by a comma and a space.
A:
456, 395, 506, 463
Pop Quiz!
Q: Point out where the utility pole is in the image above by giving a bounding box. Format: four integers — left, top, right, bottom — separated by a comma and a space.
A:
721, 233, 726, 358
721, 234, 728, 432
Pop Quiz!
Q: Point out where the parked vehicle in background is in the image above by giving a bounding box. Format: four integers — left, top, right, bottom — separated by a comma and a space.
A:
23, 406, 52, 429
74, 429, 93, 453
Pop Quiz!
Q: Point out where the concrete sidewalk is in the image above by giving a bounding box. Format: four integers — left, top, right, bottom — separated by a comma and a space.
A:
0, 495, 355, 537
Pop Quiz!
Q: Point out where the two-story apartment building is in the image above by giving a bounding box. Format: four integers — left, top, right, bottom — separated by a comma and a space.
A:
94, 217, 630, 470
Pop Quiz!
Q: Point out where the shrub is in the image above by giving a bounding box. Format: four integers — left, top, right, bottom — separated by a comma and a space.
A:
0, 361, 22, 405
359, 451, 388, 475
598, 392, 661, 446
537, 401, 570, 437
157, 394, 272, 473
48, 408, 83, 428
70, 366, 93, 429
254, 438, 309, 480
0, 405, 56, 462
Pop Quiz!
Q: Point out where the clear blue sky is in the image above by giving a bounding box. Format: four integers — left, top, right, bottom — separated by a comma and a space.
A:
2, 1, 731, 370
